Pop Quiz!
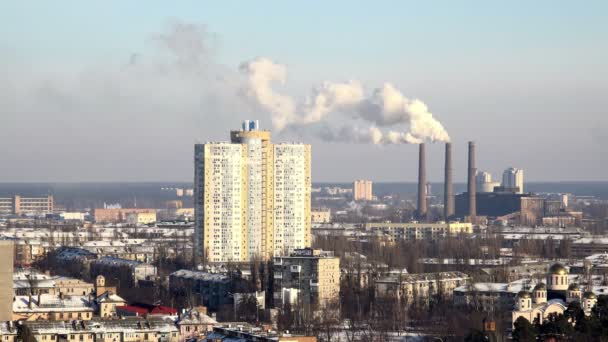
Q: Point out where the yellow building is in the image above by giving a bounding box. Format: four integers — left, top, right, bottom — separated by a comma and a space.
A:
353, 180, 373, 201
194, 121, 311, 263
12, 294, 95, 321
96, 291, 127, 318
126, 212, 157, 225
375, 271, 470, 304
365, 222, 473, 241
0, 322, 17, 342
21, 318, 179, 342
0, 241, 14, 321
311, 208, 331, 223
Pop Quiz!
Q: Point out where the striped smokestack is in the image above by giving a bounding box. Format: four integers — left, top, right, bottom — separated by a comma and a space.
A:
444, 142, 454, 220
417, 143, 427, 220
467, 141, 477, 221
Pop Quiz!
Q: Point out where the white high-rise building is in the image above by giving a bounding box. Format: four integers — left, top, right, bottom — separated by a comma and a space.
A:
194, 121, 311, 264
273, 144, 311, 256
502, 167, 524, 194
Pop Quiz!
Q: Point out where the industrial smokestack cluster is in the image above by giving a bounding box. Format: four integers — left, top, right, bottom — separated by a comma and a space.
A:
467, 141, 477, 221
417, 143, 427, 220
443, 143, 454, 220
414, 141, 476, 223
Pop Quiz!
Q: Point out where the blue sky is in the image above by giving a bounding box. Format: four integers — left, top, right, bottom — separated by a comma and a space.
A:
1, 1, 607, 182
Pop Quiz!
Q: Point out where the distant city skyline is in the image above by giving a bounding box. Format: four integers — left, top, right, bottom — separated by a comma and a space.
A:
1, 1, 607, 182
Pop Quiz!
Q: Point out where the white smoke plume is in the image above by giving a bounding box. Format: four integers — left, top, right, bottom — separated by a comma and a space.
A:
240, 57, 450, 144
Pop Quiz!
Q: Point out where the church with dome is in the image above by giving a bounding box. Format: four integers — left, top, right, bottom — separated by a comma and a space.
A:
511, 263, 598, 327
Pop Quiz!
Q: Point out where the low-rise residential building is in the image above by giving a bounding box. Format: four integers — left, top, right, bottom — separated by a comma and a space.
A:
95, 291, 126, 318
205, 326, 316, 342
0, 322, 17, 342
273, 248, 340, 308
176, 307, 217, 342
375, 272, 470, 304
90, 257, 156, 288
453, 279, 539, 311
365, 222, 473, 241
572, 237, 608, 258
126, 212, 157, 225
93, 208, 156, 224
311, 208, 331, 224
12, 294, 95, 321
20, 317, 179, 342
169, 270, 232, 311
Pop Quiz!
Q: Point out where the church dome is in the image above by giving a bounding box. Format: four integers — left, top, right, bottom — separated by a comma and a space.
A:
568, 283, 580, 291
533, 283, 546, 291
583, 291, 597, 299
549, 263, 568, 275
517, 291, 532, 299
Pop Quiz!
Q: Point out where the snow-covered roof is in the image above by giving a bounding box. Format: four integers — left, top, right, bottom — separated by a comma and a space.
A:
23, 317, 178, 335
13, 294, 94, 313
170, 269, 230, 282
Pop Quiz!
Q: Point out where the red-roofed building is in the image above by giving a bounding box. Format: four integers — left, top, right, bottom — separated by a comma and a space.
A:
116, 302, 177, 317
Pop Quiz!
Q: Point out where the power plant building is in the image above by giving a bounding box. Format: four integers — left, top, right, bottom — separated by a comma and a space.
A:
194, 121, 311, 263
475, 171, 501, 193
455, 192, 545, 226
502, 167, 524, 194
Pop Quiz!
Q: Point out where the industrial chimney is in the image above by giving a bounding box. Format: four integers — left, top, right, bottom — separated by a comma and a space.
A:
443, 142, 454, 220
417, 143, 427, 220
467, 141, 477, 221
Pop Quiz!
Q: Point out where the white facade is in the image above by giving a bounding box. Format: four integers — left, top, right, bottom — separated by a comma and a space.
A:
194, 122, 311, 264
244, 137, 263, 260
273, 144, 310, 257
126, 212, 157, 225
60, 212, 86, 221
208, 143, 244, 263
502, 167, 524, 193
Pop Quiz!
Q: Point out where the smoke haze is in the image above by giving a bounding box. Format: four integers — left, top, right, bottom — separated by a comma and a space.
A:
240, 57, 450, 144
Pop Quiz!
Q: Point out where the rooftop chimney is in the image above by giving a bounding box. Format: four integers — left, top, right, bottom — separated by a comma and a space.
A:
444, 143, 454, 220
468, 141, 477, 221
417, 143, 427, 220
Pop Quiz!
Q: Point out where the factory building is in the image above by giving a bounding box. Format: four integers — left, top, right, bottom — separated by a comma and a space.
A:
194, 120, 311, 263
475, 171, 501, 193
455, 192, 545, 226
502, 167, 524, 194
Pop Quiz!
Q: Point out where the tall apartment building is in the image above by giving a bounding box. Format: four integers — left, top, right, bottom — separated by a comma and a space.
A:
0, 195, 54, 215
0, 241, 14, 320
502, 167, 524, 193
353, 180, 373, 201
273, 248, 340, 308
194, 120, 311, 264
